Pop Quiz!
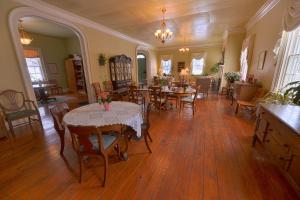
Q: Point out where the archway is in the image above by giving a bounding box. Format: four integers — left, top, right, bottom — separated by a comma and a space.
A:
137, 53, 147, 85
9, 7, 93, 103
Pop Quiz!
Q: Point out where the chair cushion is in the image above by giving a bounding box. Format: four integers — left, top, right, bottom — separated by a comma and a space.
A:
6, 109, 38, 120
87, 133, 117, 151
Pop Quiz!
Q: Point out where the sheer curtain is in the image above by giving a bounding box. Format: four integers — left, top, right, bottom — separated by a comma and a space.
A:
160, 55, 172, 75
240, 34, 255, 81
190, 52, 206, 75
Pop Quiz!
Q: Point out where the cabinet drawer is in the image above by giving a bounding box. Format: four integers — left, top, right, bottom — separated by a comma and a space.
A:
265, 133, 291, 168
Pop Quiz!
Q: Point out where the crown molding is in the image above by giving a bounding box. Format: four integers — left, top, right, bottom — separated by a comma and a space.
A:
245, 0, 280, 30
157, 42, 223, 51
13, 0, 154, 49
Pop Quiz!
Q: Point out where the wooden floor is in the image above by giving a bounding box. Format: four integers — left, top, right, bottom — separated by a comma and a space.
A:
0, 95, 299, 200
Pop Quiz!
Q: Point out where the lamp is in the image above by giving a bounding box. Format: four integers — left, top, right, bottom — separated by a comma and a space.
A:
154, 8, 173, 43
18, 19, 33, 45
179, 37, 189, 52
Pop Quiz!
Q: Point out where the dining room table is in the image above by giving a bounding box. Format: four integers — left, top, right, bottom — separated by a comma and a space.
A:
63, 101, 143, 158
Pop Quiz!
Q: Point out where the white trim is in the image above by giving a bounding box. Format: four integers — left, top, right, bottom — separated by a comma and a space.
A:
9, 7, 94, 103
245, 0, 280, 30
157, 42, 223, 51
14, 0, 154, 49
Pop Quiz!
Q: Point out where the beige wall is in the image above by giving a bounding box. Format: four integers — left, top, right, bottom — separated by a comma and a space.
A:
247, 0, 287, 89
0, 0, 157, 100
65, 37, 81, 55
0, 0, 24, 93
26, 33, 69, 89
221, 32, 245, 87
157, 46, 222, 80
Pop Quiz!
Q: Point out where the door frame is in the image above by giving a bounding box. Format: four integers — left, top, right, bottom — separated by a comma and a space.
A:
9, 7, 93, 103
136, 45, 151, 85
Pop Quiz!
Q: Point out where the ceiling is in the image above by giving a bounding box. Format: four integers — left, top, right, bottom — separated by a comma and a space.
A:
40, 0, 267, 47
21, 16, 77, 38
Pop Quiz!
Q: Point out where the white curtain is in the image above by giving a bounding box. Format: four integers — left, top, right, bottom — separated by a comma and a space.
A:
160, 55, 172, 74
240, 34, 255, 81
190, 52, 206, 66
283, 0, 300, 32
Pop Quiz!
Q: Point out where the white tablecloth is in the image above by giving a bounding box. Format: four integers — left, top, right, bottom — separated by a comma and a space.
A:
63, 101, 143, 137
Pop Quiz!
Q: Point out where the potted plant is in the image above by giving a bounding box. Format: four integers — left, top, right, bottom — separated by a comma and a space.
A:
98, 53, 107, 66
224, 72, 240, 83
284, 81, 300, 105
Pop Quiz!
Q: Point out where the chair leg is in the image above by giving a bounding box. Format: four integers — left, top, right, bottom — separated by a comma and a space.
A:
192, 104, 195, 116
59, 132, 65, 156
148, 131, 153, 142
235, 104, 239, 114
8, 120, 15, 138
37, 114, 43, 132
144, 131, 152, 153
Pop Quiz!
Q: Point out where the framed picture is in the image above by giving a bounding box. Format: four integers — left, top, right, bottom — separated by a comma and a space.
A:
257, 51, 267, 70
178, 62, 185, 72
48, 63, 58, 74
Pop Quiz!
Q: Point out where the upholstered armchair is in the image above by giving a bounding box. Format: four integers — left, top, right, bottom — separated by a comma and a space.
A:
0, 90, 43, 137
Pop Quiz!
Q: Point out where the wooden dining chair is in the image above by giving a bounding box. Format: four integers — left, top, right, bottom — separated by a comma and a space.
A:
124, 103, 153, 153
67, 125, 122, 186
49, 102, 70, 155
47, 80, 63, 95
0, 90, 43, 137
148, 86, 165, 110
128, 85, 145, 108
179, 86, 200, 116
92, 82, 102, 100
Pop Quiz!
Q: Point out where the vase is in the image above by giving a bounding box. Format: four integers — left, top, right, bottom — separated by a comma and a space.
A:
104, 102, 110, 111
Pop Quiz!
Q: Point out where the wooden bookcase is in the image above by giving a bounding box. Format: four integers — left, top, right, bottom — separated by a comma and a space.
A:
109, 54, 132, 94
65, 58, 86, 93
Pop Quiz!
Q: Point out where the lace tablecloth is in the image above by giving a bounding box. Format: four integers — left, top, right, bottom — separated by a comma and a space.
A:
63, 101, 143, 137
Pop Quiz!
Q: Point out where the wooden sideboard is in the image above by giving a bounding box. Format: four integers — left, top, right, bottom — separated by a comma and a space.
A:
253, 103, 300, 195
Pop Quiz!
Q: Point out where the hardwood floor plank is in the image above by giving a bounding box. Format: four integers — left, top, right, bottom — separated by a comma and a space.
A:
0, 95, 299, 200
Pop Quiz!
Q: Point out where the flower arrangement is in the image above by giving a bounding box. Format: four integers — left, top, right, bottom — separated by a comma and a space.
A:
224, 72, 240, 83
97, 92, 112, 111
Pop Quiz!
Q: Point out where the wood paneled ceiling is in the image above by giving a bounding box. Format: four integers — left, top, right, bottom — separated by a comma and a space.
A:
41, 0, 266, 47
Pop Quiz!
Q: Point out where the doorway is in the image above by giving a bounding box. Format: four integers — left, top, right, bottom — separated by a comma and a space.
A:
137, 53, 147, 85
18, 16, 89, 110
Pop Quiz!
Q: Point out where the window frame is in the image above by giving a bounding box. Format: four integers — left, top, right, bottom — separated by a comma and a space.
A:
161, 59, 172, 75
191, 57, 205, 75
272, 27, 300, 91
24, 47, 47, 82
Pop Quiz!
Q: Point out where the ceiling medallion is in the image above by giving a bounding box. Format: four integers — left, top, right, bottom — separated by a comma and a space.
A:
18, 19, 33, 45
154, 8, 173, 44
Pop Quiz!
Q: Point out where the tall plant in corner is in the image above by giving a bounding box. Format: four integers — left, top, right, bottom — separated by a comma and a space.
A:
284, 81, 300, 105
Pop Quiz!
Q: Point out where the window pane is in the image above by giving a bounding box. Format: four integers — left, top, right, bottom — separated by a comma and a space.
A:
192, 58, 204, 75
162, 59, 171, 74
25, 57, 44, 82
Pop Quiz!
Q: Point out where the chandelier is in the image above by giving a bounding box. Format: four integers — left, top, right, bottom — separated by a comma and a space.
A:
18, 20, 33, 45
154, 8, 173, 44
179, 47, 189, 52
179, 37, 189, 52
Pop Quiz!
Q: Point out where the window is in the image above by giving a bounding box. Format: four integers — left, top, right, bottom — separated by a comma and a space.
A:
191, 58, 204, 75
24, 49, 45, 82
26, 57, 44, 82
161, 59, 171, 74
275, 27, 300, 90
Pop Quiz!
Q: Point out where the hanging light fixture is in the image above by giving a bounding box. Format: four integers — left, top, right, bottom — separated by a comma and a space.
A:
154, 8, 173, 44
179, 37, 189, 52
18, 19, 33, 45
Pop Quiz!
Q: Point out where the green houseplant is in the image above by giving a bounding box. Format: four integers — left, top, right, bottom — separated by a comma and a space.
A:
98, 53, 107, 66
284, 81, 300, 105
224, 72, 240, 83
